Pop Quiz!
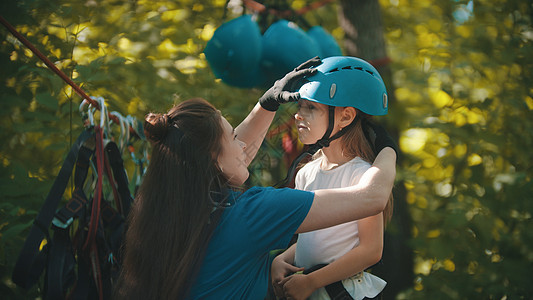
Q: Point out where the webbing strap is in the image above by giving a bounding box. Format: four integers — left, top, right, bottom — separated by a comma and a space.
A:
45, 140, 130, 299
12, 129, 93, 289
275, 109, 360, 188
46, 226, 76, 299
45, 146, 93, 299
105, 142, 133, 216
303, 264, 354, 300
83, 126, 104, 251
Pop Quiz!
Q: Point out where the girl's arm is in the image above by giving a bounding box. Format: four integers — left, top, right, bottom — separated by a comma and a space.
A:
235, 103, 275, 166
282, 214, 384, 299
296, 147, 396, 233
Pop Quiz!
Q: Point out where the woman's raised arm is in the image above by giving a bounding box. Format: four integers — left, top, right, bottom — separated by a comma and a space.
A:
235, 57, 321, 165
235, 103, 275, 166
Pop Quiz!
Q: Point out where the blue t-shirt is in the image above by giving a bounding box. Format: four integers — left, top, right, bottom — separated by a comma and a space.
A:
188, 186, 314, 299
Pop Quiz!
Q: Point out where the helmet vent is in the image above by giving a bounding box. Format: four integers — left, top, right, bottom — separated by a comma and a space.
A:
342, 66, 352, 70
327, 68, 339, 73
366, 70, 374, 75
354, 67, 363, 70
329, 83, 337, 98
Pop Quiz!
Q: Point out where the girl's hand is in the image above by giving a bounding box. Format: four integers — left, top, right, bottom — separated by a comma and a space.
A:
279, 273, 316, 300
271, 255, 304, 298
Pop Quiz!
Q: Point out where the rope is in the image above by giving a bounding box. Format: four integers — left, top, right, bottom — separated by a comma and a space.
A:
0, 15, 122, 125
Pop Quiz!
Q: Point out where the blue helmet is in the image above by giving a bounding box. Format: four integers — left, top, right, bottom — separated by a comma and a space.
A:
299, 56, 388, 116
306, 26, 342, 58
204, 15, 262, 88
261, 19, 321, 84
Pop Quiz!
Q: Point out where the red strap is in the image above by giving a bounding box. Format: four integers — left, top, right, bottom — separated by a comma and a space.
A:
83, 126, 104, 250
103, 146, 123, 214
0, 15, 124, 125
90, 243, 104, 300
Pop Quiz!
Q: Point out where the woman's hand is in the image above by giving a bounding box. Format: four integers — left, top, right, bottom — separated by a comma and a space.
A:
279, 273, 317, 300
362, 120, 398, 156
259, 57, 321, 111
271, 255, 304, 298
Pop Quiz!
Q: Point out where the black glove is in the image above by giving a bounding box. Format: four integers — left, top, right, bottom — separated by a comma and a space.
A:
362, 120, 399, 156
259, 56, 322, 111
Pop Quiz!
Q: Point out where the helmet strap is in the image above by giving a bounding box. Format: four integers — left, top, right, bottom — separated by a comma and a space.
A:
313, 106, 336, 149
275, 107, 361, 188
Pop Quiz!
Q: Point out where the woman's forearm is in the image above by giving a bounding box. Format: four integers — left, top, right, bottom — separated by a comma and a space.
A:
297, 147, 396, 233
235, 103, 276, 165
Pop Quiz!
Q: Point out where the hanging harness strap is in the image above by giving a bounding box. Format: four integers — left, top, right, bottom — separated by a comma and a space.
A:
45, 139, 131, 300
46, 145, 94, 299
105, 141, 133, 216
12, 129, 93, 289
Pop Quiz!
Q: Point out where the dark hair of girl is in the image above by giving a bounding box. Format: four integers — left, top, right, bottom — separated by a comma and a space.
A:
114, 98, 227, 299
339, 110, 394, 226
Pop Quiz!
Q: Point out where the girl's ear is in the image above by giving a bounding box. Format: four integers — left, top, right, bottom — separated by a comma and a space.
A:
338, 107, 357, 129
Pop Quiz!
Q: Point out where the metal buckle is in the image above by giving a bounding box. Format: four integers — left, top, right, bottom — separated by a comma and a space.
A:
52, 216, 73, 229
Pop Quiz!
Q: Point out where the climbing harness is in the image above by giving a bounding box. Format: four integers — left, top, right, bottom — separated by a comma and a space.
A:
12, 118, 135, 299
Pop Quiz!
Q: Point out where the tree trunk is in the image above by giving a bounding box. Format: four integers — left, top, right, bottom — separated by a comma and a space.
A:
337, 1, 414, 299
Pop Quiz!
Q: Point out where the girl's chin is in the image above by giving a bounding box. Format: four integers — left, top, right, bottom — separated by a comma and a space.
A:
298, 136, 318, 146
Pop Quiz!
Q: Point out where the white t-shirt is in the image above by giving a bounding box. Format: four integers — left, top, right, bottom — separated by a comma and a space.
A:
294, 154, 386, 300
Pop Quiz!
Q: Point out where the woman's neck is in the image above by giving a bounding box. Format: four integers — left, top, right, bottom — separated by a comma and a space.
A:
320, 139, 353, 170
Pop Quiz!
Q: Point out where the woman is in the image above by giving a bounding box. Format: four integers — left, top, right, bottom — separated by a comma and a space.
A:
114, 59, 397, 300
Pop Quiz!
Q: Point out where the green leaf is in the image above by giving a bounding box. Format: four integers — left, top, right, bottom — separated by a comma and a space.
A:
1, 219, 34, 241
35, 92, 59, 110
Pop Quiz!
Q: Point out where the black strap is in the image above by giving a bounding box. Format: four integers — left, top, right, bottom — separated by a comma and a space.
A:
104, 141, 133, 217
275, 110, 360, 188
12, 129, 93, 289
45, 154, 93, 299
304, 264, 354, 300
45, 226, 77, 299
54, 145, 93, 225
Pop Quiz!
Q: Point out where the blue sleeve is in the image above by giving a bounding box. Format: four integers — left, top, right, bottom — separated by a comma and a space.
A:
237, 187, 314, 251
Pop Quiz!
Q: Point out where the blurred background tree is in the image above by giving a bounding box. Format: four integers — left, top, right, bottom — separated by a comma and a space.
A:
0, 0, 531, 299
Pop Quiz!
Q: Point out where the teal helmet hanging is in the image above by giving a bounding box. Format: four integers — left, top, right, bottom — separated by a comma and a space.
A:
306, 26, 342, 58
261, 19, 321, 85
299, 56, 388, 115
204, 15, 262, 88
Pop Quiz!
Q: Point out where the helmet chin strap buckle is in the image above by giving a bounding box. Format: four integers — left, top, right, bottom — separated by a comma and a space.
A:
316, 138, 331, 149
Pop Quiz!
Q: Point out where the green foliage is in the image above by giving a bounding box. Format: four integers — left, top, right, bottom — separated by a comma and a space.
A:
380, 0, 533, 298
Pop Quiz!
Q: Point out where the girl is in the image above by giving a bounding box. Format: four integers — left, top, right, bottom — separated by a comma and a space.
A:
114, 58, 397, 300
271, 56, 394, 300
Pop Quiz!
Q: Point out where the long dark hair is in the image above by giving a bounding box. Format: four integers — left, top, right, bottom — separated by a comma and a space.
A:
114, 98, 226, 299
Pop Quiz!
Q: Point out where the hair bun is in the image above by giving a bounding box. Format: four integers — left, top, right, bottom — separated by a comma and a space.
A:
144, 113, 170, 143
